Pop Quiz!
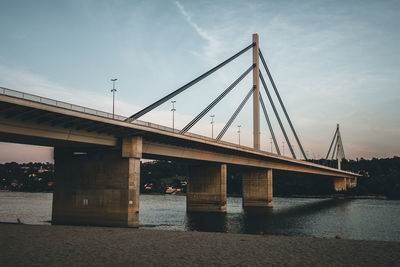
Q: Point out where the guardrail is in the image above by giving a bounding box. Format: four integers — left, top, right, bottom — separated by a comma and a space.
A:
0, 86, 248, 150
0, 87, 127, 121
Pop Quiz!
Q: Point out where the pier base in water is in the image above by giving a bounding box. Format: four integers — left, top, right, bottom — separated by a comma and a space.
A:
52, 137, 142, 227
187, 163, 227, 212
333, 177, 347, 192
242, 169, 273, 207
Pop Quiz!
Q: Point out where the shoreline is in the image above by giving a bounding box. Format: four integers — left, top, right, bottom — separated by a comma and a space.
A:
1, 190, 391, 200
275, 194, 389, 200
1, 224, 399, 266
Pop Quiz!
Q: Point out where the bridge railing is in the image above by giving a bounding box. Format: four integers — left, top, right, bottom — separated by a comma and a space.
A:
0, 86, 248, 149
1, 87, 127, 121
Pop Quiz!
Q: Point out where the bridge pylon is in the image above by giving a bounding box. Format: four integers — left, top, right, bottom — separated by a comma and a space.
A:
252, 33, 260, 150
326, 123, 346, 170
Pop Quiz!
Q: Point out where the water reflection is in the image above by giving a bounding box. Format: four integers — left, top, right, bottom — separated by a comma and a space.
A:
1, 192, 399, 241
185, 212, 228, 232
183, 199, 352, 235
240, 199, 351, 235
241, 207, 274, 234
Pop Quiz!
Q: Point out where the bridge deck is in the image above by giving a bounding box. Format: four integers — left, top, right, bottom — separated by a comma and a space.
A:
0, 87, 359, 178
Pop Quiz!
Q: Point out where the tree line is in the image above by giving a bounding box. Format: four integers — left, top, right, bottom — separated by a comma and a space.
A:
1, 157, 399, 199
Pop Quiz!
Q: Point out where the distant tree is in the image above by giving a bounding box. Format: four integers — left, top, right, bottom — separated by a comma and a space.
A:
0, 157, 398, 198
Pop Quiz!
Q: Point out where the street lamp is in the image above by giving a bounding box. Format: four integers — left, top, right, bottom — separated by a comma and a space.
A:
237, 125, 241, 145
171, 101, 176, 131
110, 78, 117, 119
210, 115, 215, 139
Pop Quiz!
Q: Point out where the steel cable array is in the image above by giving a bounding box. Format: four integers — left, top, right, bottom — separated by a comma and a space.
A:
259, 71, 296, 158
179, 64, 254, 134
326, 127, 338, 160
125, 43, 255, 122
259, 92, 280, 154
216, 86, 255, 141
259, 49, 307, 159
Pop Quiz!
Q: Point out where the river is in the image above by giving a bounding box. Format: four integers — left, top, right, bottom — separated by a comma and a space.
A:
0, 192, 399, 242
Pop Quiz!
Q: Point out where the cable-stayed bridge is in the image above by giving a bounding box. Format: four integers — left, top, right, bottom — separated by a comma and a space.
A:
0, 34, 358, 227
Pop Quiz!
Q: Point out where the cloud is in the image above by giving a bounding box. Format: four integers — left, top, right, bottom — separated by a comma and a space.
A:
175, 1, 221, 59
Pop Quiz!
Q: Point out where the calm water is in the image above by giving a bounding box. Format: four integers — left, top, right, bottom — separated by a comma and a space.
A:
1, 191, 399, 242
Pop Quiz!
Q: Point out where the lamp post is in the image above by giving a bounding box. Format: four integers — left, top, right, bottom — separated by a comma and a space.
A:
110, 78, 117, 119
237, 125, 241, 145
210, 115, 215, 138
171, 101, 176, 131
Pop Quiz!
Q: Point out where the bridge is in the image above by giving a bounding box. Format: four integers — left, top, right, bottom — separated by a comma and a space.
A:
0, 34, 359, 227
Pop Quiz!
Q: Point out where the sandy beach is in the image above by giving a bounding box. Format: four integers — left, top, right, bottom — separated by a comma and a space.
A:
1, 224, 399, 266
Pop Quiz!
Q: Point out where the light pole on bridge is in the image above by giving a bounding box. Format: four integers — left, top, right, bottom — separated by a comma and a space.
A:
110, 78, 117, 119
210, 114, 215, 139
171, 101, 176, 131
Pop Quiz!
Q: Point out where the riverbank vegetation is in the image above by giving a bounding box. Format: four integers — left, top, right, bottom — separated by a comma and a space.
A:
0, 157, 398, 199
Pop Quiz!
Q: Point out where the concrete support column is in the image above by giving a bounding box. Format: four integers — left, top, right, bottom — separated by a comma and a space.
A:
187, 163, 227, 212
242, 169, 273, 207
52, 136, 142, 227
346, 178, 351, 188
334, 177, 347, 191
349, 177, 357, 188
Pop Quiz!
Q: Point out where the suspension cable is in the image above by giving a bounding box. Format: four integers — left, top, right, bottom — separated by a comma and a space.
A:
259, 93, 280, 155
125, 43, 255, 122
338, 135, 345, 159
260, 71, 296, 158
180, 65, 254, 134
340, 137, 346, 159
259, 49, 307, 160
216, 86, 255, 141
331, 137, 338, 160
325, 128, 338, 160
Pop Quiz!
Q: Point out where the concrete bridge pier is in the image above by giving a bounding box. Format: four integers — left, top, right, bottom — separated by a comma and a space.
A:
334, 177, 347, 191
334, 176, 357, 191
347, 177, 357, 188
242, 169, 273, 207
52, 136, 142, 227
187, 163, 227, 212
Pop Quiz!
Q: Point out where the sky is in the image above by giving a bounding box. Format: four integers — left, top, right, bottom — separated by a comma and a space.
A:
0, 0, 399, 163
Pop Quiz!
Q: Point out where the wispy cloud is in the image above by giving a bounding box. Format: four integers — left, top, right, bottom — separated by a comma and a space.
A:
175, 1, 221, 59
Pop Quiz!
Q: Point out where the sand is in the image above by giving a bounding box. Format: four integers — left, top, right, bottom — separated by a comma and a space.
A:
1, 224, 399, 266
